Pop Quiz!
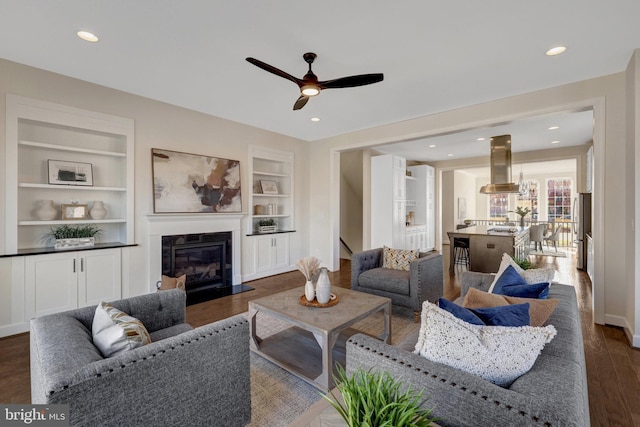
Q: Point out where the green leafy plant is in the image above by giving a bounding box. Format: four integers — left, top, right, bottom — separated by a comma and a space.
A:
508, 207, 530, 218
324, 365, 438, 427
43, 224, 102, 244
258, 218, 276, 227
514, 257, 533, 270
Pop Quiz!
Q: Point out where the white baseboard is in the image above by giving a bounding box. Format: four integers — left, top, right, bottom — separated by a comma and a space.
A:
604, 314, 638, 348
0, 322, 29, 338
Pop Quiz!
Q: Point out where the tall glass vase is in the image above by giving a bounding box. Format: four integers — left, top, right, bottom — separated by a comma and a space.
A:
315, 267, 331, 304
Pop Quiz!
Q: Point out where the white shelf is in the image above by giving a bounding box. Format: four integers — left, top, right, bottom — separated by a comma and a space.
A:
252, 214, 290, 219
19, 183, 127, 192
253, 170, 289, 177
19, 140, 126, 157
252, 193, 290, 198
405, 175, 417, 181
19, 219, 126, 226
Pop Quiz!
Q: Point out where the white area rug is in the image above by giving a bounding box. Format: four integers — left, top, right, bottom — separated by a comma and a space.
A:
529, 249, 567, 258
245, 310, 419, 426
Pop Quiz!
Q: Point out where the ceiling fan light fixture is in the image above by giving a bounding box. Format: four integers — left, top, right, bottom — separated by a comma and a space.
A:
301, 85, 320, 96
77, 30, 99, 42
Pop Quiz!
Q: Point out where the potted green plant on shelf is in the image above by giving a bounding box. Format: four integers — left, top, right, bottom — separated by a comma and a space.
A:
325, 366, 438, 427
43, 224, 102, 250
508, 206, 531, 228
258, 218, 277, 234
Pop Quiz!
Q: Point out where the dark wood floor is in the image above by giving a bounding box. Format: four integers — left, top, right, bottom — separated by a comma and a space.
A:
1, 250, 639, 426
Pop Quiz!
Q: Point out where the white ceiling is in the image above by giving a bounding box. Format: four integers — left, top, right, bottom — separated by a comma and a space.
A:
1, 1, 639, 144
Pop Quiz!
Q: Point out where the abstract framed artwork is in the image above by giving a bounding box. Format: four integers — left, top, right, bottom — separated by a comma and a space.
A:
48, 160, 93, 186
151, 148, 242, 213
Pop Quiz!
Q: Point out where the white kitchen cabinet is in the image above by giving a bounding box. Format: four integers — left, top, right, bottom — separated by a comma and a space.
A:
586, 234, 594, 283
25, 248, 122, 319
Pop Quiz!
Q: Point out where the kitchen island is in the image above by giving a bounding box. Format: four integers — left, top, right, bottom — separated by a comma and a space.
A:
447, 225, 530, 274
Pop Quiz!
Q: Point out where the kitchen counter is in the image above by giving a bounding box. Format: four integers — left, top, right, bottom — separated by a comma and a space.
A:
447, 225, 530, 274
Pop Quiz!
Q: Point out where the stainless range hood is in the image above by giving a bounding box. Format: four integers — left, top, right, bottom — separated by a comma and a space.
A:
479, 134, 521, 194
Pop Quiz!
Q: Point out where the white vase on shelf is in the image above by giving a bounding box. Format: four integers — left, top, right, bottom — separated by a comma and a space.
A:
315, 267, 331, 304
304, 280, 315, 302
36, 200, 57, 221
90, 201, 108, 220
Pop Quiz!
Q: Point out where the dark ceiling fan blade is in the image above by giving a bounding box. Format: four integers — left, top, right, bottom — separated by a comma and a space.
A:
293, 95, 309, 110
246, 57, 303, 86
319, 73, 384, 89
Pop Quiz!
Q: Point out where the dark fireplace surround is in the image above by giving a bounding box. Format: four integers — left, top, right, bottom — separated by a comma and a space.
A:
161, 231, 251, 305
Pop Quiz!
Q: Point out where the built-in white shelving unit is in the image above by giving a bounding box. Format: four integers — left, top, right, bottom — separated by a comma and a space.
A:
5, 94, 135, 253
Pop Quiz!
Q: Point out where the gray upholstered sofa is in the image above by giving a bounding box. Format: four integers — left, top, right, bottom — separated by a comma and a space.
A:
30, 289, 251, 427
346, 271, 589, 427
351, 248, 443, 319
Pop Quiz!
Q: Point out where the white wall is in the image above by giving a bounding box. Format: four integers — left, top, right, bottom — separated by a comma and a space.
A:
0, 58, 310, 303
310, 71, 627, 338
340, 150, 364, 257
441, 171, 454, 243
626, 50, 640, 346
453, 171, 476, 224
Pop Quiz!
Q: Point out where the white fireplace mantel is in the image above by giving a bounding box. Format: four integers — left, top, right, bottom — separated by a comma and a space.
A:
146, 213, 247, 291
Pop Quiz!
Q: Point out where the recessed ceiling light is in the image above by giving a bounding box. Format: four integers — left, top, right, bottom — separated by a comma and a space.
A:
546, 46, 566, 56
551, 140, 560, 144
476, 137, 485, 141
548, 126, 560, 130
428, 144, 436, 148
310, 117, 320, 122
447, 153, 453, 157
77, 30, 99, 42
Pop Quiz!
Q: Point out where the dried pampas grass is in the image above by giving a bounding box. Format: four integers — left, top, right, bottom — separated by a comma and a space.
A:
295, 256, 321, 281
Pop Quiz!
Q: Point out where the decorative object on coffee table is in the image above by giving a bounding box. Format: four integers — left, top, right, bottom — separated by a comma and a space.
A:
325, 365, 438, 427
296, 256, 321, 302
299, 293, 339, 307
316, 267, 331, 304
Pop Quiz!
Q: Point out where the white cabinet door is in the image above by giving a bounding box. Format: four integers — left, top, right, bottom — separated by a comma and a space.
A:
272, 234, 290, 270
78, 249, 122, 306
255, 235, 275, 273
25, 253, 77, 318
392, 201, 407, 248
25, 249, 123, 319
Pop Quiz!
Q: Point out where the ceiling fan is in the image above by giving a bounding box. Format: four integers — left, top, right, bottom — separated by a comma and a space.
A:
246, 52, 384, 110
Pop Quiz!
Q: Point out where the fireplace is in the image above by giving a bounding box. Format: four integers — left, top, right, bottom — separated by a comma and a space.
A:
161, 231, 251, 305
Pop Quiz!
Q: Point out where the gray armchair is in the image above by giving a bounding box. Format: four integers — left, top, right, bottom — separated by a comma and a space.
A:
351, 248, 443, 321
30, 289, 251, 426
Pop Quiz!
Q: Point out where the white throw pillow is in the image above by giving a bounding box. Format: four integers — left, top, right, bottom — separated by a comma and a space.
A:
413, 301, 556, 387
487, 253, 555, 293
92, 302, 152, 358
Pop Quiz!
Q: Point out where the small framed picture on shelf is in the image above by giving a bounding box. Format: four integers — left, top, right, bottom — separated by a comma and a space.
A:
48, 160, 94, 186
61, 204, 89, 220
260, 180, 278, 195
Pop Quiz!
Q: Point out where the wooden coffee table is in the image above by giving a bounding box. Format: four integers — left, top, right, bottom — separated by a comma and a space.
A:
249, 286, 391, 391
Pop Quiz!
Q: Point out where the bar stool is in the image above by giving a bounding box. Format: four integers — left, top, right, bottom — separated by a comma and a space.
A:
453, 237, 470, 268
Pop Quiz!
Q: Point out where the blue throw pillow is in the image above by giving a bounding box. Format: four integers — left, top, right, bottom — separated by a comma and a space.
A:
493, 265, 528, 289
472, 303, 531, 327
495, 282, 550, 299
439, 298, 531, 326
438, 298, 484, 325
